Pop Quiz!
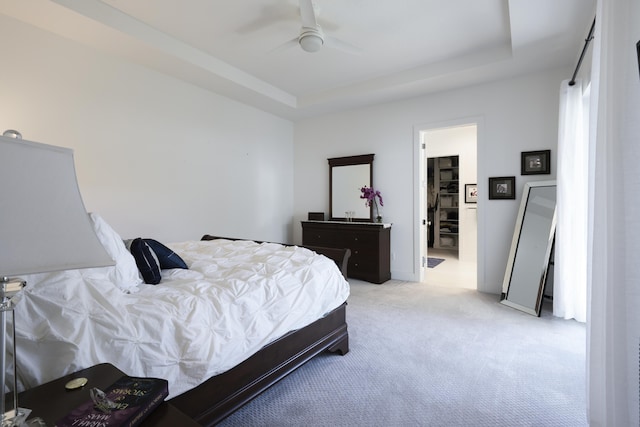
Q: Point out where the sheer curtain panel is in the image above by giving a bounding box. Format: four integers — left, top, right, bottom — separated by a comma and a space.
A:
554, 79, 588, 322
587, 0, 640, 425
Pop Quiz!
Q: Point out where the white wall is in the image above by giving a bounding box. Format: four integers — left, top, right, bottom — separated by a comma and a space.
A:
293, 68, 566, 294
0, 15, 294, 244
1, 14, 568, 294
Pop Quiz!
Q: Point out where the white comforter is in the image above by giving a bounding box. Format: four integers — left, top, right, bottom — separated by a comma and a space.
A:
12, 236, 349, 398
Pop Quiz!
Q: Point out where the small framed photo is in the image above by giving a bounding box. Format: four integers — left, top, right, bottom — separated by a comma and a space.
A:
465, 184, 478, 204
521, 150, 551, 175
636, 40, 640, 79
489, 176, 516, 200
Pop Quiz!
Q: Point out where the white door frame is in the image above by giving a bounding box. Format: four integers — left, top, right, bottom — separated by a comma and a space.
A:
413, 116, 485, 284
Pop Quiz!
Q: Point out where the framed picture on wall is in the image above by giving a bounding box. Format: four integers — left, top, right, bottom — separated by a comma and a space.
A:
488, 176, 516, 200
637, 40, 640, 79
465, 184, 478, 203
521, 150, 551, 175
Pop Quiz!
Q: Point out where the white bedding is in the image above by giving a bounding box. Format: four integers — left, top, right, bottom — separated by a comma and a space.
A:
11, 215, 349, 398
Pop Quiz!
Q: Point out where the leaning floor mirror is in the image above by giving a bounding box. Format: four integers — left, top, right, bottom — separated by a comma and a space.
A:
500, 181, 557, 316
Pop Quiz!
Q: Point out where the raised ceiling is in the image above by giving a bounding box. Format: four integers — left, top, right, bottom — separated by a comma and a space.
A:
1, 0, 595, 120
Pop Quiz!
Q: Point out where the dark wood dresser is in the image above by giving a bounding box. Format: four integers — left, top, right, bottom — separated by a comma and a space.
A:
301, 221, 391, 284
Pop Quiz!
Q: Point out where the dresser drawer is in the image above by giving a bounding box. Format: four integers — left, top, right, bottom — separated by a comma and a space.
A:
341, 231, 378, 247
348, 255, 377, 273
348, 245, 377, 260
302, 227, 343, 246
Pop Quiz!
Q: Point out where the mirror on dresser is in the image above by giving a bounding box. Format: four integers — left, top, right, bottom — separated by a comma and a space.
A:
328, 154, 374, 221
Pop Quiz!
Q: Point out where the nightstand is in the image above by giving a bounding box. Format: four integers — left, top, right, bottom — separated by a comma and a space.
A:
15, 363, 199, 427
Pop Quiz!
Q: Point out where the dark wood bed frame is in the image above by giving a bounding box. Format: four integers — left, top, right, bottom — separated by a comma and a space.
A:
168, 236, 351, 426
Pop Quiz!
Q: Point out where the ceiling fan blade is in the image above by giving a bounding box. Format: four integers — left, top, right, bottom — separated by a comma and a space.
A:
299, 0, 318, 28
269, 37, 300, 53
236, 4, 298, 34
325, 35, 363, 55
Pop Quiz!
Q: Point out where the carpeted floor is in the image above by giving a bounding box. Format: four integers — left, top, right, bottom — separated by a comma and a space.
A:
427, 257, 445, 268
218, 279, 587, 427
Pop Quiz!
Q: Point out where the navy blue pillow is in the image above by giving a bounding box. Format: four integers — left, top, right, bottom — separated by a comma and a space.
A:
128, 238, 162, 284
143, 239, 188, 270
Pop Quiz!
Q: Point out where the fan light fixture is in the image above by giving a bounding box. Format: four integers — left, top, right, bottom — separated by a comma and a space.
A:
299, 29, 323, 52
2, 130, 22, 139
270, 0, 360, 55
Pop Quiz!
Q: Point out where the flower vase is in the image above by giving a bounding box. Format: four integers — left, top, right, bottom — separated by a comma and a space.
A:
375, 204, 382, 223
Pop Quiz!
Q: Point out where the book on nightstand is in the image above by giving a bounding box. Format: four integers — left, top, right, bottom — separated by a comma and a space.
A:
55, 375, 169, 427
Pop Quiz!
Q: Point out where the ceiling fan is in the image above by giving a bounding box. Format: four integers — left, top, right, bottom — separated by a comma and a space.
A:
275, 0, 360, 54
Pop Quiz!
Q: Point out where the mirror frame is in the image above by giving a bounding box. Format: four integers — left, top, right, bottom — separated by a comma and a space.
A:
500, 180, 557, 316
328, 154, 374, 222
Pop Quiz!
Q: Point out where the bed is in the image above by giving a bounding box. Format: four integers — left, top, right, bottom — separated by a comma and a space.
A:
10, 213, 351, 425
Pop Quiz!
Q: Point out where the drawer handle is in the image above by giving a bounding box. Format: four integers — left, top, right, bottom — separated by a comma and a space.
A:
354, 250, 359, 255
354, 237, 358, 241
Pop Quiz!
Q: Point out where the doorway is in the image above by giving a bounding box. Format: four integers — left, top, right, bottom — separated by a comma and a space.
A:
420, 124, 478, 289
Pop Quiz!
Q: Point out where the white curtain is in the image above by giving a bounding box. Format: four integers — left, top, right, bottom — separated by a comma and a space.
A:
554, 79, 588, 322
587, 0, 640, 425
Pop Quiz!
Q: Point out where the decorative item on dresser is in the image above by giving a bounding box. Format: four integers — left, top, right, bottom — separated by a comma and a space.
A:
359, 186, 384, 223
308, 212, 325, 221
301, 221, 391, 284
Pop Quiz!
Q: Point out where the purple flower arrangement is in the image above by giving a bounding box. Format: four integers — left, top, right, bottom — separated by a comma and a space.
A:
360, 186, 384, 221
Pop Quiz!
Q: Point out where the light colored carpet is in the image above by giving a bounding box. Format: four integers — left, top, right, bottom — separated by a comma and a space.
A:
219, 279, 587, 426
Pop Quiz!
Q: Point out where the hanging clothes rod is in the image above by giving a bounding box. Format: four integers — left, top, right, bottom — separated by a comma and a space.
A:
569, 17, 596, 86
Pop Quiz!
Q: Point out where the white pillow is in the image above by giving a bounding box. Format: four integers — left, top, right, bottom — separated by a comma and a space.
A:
86, 213, 142, 292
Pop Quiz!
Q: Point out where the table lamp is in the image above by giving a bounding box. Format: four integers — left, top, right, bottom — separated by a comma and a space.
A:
0, 132, 114, 426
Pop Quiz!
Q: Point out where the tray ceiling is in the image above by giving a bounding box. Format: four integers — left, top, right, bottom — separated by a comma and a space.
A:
0, 0, 595, 119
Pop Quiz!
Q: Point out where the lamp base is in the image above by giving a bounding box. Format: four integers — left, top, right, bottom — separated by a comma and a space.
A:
1, 408, 31, 427
1, 278, 28, 427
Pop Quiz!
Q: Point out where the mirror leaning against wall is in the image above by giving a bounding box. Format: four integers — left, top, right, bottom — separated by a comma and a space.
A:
500, 181, 557, 316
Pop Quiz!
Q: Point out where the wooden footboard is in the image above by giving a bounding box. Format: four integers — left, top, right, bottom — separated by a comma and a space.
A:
169, 302, 349, 426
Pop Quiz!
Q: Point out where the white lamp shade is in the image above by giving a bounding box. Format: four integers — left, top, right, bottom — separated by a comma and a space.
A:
0, 136, 114, 276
